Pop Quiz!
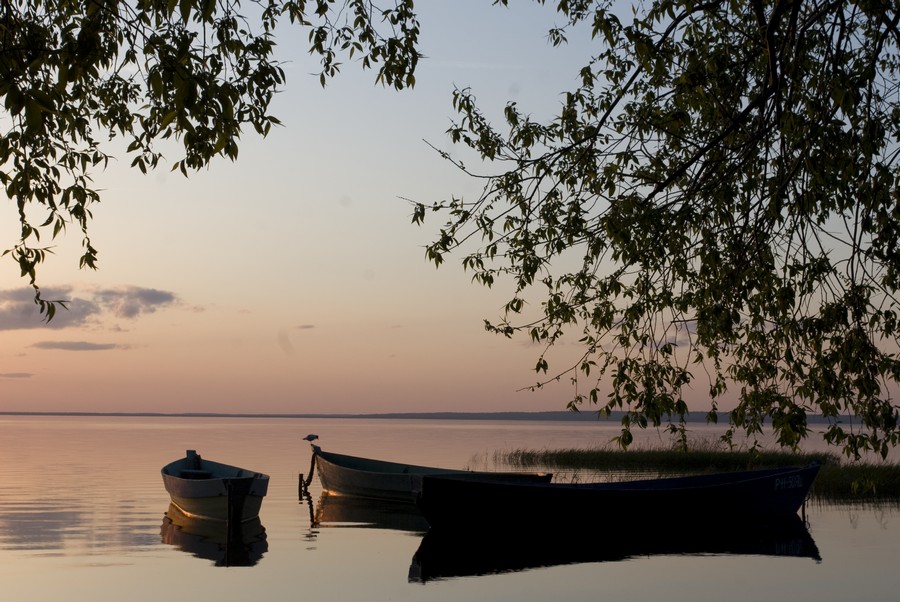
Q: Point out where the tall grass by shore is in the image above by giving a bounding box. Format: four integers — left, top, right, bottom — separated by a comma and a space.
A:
495, 445, 900, 501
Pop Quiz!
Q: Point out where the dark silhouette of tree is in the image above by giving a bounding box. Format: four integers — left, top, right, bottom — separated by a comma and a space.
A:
414, 0, 900, 458
1, 0, 418, 316
5, 0, 899, 458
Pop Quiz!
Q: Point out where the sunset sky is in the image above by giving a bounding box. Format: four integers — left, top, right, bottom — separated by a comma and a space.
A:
1, 2, 714, 415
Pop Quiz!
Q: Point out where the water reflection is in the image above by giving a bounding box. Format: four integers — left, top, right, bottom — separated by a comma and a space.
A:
306, 488, 821, 583
0, 505, 87, 550
313, 492, 429, 532
160, 503, 268, 567
0, 499, 159, 554
6, 417, 898, 600
409, 514, 821, 582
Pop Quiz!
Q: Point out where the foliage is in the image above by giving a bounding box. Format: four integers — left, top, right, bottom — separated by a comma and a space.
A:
412, 0, 900, 459
7, 0, 900, 461
1, 0, 419, 314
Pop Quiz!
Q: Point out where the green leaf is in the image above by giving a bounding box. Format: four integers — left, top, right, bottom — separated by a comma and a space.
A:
179, 0, 192, 23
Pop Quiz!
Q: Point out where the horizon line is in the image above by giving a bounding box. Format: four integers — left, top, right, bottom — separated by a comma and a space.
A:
0, 410, 838, 424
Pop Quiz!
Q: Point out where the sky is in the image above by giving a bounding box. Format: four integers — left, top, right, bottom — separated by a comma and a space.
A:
0, 2, 698, 415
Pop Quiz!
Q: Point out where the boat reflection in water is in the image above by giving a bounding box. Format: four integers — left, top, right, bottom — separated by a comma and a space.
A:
409, 514, 821, 582
160, 503, 268, 567
313, 491, 429, 532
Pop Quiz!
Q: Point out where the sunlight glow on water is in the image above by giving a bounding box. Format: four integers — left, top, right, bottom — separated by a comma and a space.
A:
0, 416, 897, 601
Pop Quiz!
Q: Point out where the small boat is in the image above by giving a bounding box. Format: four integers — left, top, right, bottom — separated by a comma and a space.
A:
409, 512, 820, 582
161, 450, 270, 522
310, 443, 552, 503
416, 463, 821, 529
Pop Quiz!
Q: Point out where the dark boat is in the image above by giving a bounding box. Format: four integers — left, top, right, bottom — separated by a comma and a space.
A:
161, 450, 270, 522
160, 503, 268, 567
409, 513, 820, 582
310, 443, 551, 503
415, 463, 821, 529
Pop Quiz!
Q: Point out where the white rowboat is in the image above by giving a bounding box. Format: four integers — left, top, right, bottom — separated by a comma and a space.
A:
161, 450, 269, 522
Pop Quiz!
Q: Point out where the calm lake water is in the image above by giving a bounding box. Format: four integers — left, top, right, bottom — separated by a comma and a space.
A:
0, 415, 897, 601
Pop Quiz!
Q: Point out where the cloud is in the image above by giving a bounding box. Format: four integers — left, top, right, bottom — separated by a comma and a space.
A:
94, 286, 177, 319
0, 286, 178, 330
0, 287, 97, 330
0, 372, 32, 378
31, 341, 121, 351
296, 324, 315, 330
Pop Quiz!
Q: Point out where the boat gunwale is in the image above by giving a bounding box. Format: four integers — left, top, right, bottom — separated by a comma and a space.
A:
436, 462, 821, 493
161, 457, 270, 483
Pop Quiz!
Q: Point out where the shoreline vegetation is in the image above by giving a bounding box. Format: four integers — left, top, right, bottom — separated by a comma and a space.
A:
495, 446, 900, 502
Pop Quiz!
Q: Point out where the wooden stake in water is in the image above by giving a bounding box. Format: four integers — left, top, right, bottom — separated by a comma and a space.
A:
298, 452, 317, 499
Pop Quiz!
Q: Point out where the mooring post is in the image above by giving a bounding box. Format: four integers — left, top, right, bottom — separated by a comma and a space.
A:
305, 452, 316, 488
298, 452, 317, 499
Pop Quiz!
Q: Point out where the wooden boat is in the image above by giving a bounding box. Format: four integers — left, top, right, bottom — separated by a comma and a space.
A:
161, 450, 269, 522
160, 503, 268, 567
409, 512, 820, 582
311, 444, 552, 503
416, 463, 821, 529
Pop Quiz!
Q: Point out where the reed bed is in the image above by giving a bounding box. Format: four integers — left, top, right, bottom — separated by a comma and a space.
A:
493, 444, 900, 502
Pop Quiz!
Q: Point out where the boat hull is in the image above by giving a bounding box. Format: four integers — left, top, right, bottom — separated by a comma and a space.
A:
416, 463, 821, 529
163, 490, 266, 523
313, 445, 552, 503
161, 451, 269, 522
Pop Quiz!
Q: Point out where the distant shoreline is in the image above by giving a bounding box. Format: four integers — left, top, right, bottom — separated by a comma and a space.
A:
0, 410, 618, 421
0, 410, 836, 424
